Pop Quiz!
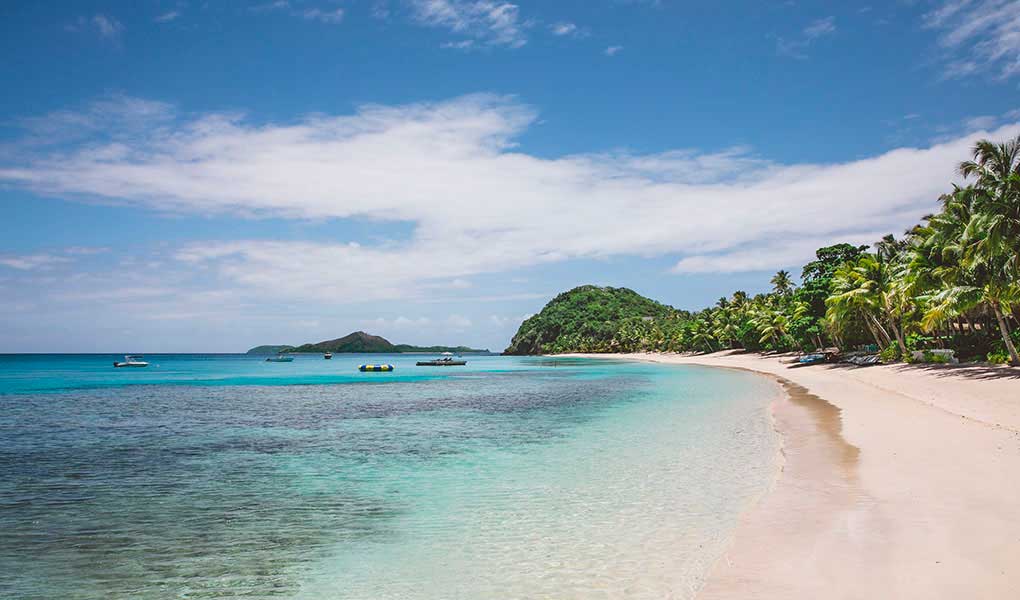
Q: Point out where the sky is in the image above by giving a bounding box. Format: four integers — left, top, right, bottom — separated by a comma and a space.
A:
1, 0, 1019, 353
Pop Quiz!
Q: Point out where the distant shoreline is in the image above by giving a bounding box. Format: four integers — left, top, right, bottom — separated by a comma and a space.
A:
555, 350, 1020, 599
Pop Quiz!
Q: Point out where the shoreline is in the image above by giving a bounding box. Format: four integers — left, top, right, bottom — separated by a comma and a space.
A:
557, 351, 1020, 598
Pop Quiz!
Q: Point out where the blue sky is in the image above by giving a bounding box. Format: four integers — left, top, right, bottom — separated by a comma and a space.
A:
1, 0, 1019, 352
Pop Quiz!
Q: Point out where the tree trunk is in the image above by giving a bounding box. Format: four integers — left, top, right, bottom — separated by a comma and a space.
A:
964, 313, 975, 334
862, 316, 884, 349
885, 315, 908, 357
993, 303, 1020, 366
868, 314, 893, 347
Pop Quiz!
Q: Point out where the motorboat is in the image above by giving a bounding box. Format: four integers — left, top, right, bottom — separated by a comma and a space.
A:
114, 355, 149, 368
266, 354, 294, 362
416, 356, 467, 366
324, 352, 333, 360
357, 363, 391, 373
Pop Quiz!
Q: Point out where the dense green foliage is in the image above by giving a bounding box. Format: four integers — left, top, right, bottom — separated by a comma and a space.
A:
248, 331, 487, 354
507, 136, 1020, 365
504, 286, 683, 354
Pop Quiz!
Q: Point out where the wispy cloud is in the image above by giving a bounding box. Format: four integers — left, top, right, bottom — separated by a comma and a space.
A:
298, 7, 345, 24
776, 16, 836, 59
924, 0, 1020, 79
1, 94, 1018, 303
440, 39, 476, 50
251, 2, 344, 25
551, 22, 577, 36
804, 16, 836, 39
550, 22, 588, 38
66, 14, 124, 39
604, 45, 623, 56
154, 11, 181, 23
0, 253, 72, 271
411, 0, 527, 48
92, 14, 123, 37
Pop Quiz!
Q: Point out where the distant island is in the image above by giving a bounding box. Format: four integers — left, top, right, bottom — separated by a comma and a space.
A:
246, 331, 488, 354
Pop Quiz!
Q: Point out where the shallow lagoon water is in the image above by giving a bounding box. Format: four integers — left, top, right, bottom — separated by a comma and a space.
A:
0, 354, 778, 599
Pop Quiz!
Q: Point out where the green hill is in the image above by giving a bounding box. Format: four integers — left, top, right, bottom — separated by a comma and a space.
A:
246, 345, 295, 355
504, 285, 679, 355
291, 331, 396, 353
247, 331, 488, 354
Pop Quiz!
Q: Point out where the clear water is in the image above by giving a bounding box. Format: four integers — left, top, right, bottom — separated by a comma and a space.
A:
0, 354, 779, 599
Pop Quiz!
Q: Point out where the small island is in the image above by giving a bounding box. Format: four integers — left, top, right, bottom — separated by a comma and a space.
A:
246, 331, 488, 355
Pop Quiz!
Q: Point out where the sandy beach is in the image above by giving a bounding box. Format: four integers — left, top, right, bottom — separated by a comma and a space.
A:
561, 351, 1020, 599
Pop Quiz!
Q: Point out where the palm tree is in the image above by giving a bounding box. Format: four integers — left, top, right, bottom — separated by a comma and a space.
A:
827, 254, 909, 356
689, 318, 716, 354
958, 137, 1020, 365
770, 270, 794, 296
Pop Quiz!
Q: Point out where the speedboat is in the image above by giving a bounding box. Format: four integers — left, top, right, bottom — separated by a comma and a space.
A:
266, 354, 294, 362
324, 352, 333, 360
416, 356, 467, 366
114, 355, 149, 368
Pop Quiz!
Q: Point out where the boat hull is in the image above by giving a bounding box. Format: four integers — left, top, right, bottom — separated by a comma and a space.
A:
113, 362, 149, 368
415, 360, 467, 366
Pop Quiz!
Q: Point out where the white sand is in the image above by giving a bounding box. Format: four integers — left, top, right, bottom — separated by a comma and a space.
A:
562, 351, 1020, 599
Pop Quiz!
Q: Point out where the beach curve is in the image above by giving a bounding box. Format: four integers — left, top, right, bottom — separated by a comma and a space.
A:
559, 351, 1020, 599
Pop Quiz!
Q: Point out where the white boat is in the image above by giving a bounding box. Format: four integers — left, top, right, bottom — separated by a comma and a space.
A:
324, 352, 333, 360
114, 355, 149, 368
265, 354, 294, 362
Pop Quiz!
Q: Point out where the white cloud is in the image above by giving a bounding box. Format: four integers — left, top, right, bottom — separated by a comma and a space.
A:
551, 22, 583, 37
66, 14, 124, 39
412, 0, 527, 47
251, 2, 343, 25
964, 114, 1000, 131
489, 313, 530, 328
803, 16, 836, 39
299, 8, 345, 24
776, 16, 836, 59
92, 14, 123, 38
671, 233, 882, 274
0, 253, 72, 271
155, 11, 180, 23
440, 39, 476, 50
1, 94, 1018, 303
63, 246, 110, 256
447, 314, 473, 329
924, 0, 1020, 79
604, 45, 623, 56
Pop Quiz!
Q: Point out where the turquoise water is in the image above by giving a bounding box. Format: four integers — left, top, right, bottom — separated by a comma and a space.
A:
0, 354, 779, 599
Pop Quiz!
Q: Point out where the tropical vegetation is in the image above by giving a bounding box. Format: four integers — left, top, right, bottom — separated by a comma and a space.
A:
506, 136, 1020, 365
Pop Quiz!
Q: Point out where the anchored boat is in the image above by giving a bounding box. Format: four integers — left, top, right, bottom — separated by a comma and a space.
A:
324, 352, 333, 360
114, 355, 149, 368
415, 356, 467, 366
359, 364, 394, 372
265, 354, 294, 362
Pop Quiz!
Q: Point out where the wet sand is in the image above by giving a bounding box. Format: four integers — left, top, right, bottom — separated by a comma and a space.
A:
559, 352, 1020, 599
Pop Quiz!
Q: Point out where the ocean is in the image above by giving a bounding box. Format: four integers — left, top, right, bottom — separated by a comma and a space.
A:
0, 353, 779, 599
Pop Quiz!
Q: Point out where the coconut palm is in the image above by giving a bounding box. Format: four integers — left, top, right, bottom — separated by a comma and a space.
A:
826, 254, 909, 356
770, 270, 794, 296
957, 137, 1020, 365
689, 318, 716, 354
